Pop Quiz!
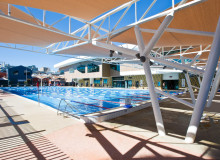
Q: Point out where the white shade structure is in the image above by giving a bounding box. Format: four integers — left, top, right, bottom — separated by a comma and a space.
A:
0, 0, 220, 144
32, 73, 49, 89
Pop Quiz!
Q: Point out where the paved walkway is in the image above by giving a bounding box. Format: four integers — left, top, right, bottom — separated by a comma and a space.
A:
0, 90, 220, 159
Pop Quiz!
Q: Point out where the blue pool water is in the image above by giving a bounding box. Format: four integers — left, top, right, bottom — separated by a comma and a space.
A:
1, 87, 179, 116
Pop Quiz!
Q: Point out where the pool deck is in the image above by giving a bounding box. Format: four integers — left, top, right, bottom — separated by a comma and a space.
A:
0, 90, 220, 159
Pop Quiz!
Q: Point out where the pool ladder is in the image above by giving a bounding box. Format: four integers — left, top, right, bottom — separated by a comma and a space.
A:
57, 99, 80, 119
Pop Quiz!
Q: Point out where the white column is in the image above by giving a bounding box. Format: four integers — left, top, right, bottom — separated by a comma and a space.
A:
43, 10, 46, 26
69, 17, 71, 34
185, 72, 196, 104
197, 76, 201, 86
90, 78, 94, 87
143, 12, 174, 56
149, 55, 204, 75
135, 25, 165, 136
8, 4, 11, 16
185, 17, 220, 143
207, 63, 220, 107
143, 60, 166, 135
88, 24, 91, 41
134, 13, 174, 135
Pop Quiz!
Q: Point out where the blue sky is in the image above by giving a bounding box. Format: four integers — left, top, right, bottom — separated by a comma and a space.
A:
0, 0, 181, 71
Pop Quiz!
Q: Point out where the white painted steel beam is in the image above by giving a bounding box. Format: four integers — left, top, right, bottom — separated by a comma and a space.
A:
91, 0, 138, 24
0, 43, 46, 54
192, 85, 200, 89
0, 13, 87, 42
185, 17, 220, 143
76, 27, 87, 44
111, 4, 132, 32
25, 7, 41, 25
92, 41, 138, 57
71, 24, 88, 35
178, 0, 188, 6
149, 56, 204, 75
135, 1, 137, 22
95, 0, 205, 42
188, 51, 202, 66
140, 28, 214, 37
185, 72, 196, 104
48, 15, 68, 28
207, 63, 220, 107
135, 25, 166, 136
164, 49, 211, 58
43, 10, 46, 27
139, 0, 157, 21
182, 45, 193, 54
69, 17, 71, 34
93, 18, 106, 39
143, 12, 174, 56
53, 41, 89, 53
166, 46, 176, 56
92, 24, 109, 33
132, 0, 205, 26
155, 89, 194, 108
88, 24, 91, 41
197, 76, 201, 86
8, 4, 11, 16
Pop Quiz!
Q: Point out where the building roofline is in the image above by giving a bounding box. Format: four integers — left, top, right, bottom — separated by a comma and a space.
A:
54, 56, 95, 69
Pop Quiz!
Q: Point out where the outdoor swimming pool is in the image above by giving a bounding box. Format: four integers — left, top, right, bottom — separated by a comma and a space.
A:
0, 87, 179, 116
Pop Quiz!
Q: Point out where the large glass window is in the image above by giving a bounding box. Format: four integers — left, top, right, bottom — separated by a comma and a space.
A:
13, 71, 19, 75
112, 76, 124, 81
103, 79, 108, 84
24, 70, 31, 76
94, 80, 100, 84
77, 65, 85, 73
87, 64, 99, 73
60, 70, 64, 75
110, 64, 120, 71
69, 68, 74, 73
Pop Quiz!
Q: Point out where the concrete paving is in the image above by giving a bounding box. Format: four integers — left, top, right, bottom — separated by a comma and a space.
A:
0, 90, 220, 159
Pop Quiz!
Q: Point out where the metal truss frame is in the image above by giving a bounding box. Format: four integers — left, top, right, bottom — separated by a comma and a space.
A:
134, 11, 220, 144
1, 0, 220, 144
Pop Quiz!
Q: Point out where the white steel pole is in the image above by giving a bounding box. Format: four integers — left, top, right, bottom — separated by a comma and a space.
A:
135, 2, 137, 22
69, 17, 71, 34
43, 10, 46, 26
197, 76, 201, 86
155, 88, 194, 108
88, 24, 91, 41
207, 64, 220, 107
185, 72, 196, 104
144, 60, 166, 136
143, 12, 174, 56
8, 4, 11, 16
140, 28, 214, 37
149, 55, 204, 75
185, 17, 220, 143
134, 12, 174, 136
135, 25, 165, 136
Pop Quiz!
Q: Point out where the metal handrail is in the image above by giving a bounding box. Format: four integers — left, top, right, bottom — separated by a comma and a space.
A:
57, 99, 80, 118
